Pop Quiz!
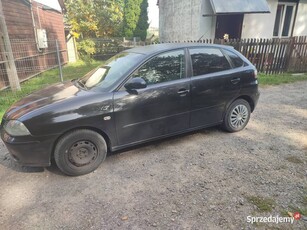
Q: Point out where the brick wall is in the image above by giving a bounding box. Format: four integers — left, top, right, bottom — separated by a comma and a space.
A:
34, 2, 67, 52
0, 0, 67, 88
2, 0, 66, 50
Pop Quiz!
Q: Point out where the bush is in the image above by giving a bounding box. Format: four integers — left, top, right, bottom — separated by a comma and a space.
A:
77, 39, 96, 61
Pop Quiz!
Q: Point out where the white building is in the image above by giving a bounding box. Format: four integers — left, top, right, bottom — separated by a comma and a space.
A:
158, 0, 307, 42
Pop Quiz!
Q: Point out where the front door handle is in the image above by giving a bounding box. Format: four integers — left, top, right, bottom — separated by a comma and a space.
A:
231, 77, 241, 85
177, 88, 189, 96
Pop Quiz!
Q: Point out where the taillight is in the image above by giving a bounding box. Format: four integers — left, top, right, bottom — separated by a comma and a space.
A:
253, 69, 258, 79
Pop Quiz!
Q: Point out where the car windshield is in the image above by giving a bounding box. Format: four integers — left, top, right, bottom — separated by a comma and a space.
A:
77, 52, 144, 91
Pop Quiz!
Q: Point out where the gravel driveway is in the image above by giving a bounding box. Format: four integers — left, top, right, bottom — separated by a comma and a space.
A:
0, 82, 306, 230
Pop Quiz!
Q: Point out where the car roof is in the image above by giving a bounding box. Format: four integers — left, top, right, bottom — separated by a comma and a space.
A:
125, 43, 234, 56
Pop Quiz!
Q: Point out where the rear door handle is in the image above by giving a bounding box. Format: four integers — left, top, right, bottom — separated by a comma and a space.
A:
231, 77, 241, 84
178, 88, 189, 96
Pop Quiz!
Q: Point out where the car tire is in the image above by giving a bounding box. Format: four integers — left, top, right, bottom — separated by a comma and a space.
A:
222, 99, 251, 132
54, 129, 107, 176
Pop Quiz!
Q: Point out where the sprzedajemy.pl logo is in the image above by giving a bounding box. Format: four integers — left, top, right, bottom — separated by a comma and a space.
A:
247, 212, 302, 224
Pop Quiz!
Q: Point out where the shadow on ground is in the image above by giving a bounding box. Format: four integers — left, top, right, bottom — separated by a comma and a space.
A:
0, 153, 44, 173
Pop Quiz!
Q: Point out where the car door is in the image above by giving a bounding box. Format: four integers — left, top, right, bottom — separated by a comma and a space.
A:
113, 49, 190, 146
188, 47, 241, 128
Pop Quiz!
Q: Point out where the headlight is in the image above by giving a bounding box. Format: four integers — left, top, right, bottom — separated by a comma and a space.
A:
4, 120, 31, 136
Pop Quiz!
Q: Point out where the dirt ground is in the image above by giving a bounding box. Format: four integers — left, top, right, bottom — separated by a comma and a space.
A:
0, 81, 306, 230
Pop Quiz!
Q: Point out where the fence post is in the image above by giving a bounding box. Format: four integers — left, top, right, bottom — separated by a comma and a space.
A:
284, 37, 295, 72
56, 40, 63, 82
133, 37, 136, 47
0, 1, 20, 91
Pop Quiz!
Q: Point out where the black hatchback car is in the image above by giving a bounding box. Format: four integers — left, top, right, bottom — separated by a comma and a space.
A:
1, 43, 259, 176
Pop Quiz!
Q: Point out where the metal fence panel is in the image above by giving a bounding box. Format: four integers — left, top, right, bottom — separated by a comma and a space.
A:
0, 39, 67, 89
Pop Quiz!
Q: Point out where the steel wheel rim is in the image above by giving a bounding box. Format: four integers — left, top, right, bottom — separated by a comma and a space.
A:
68, 140, 98, 167
230, 104, 248, 129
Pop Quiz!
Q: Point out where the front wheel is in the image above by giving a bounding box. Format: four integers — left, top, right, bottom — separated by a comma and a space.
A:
222, 99, 251, 132
54, 129, 107, 176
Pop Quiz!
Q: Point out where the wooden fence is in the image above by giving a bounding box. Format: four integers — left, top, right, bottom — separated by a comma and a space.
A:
87, 36, 307, 74
180, 36, 307, 74
287, 36, 307, 73
90, 38, 146, 60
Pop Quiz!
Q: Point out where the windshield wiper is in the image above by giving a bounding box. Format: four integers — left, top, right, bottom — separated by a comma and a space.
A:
74, 80, 88, 90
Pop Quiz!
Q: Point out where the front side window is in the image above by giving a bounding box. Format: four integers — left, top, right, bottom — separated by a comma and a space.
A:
132, 50, 185, 85
78, 52, 144, 91
273, 3, 295, 37
189, 48, 231, 76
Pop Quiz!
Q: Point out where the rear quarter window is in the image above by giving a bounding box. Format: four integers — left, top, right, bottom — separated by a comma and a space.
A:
223, 49, 244, 68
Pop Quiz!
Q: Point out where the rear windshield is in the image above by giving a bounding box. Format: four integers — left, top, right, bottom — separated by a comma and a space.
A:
77, 52, 144, 91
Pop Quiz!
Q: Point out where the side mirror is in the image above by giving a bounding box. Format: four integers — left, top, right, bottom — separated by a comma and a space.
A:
124, 77, 147, 90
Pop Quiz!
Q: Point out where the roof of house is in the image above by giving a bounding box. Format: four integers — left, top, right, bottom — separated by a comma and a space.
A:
20, 0, 31, 6
20, 0, 66, 13
57, 0, 66, 12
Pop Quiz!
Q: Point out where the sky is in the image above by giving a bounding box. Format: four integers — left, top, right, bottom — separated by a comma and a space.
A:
148, 0, 159, 28
35, 0, 159, 28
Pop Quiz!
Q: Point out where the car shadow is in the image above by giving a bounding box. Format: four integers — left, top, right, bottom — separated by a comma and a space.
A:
44, 126, 223, 176
45, 158, 67, 176
110, 126, 222, 156
0, 152, 44, 173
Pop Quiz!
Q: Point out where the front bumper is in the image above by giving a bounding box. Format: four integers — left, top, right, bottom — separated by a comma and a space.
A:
0, 129, 57, 167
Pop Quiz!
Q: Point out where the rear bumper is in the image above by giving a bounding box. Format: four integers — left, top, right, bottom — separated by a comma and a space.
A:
252, 91, 260, 111
1, 129, 57, 167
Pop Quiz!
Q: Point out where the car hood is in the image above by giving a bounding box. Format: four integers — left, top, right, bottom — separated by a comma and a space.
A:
4, 81, 91, 120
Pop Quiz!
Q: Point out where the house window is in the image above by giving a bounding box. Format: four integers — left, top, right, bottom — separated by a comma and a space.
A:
273, 3, 296, 37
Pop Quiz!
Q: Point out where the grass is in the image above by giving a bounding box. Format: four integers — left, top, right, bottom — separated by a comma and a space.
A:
280, 187, 307, 221
280, 210, 290, 217
0, 60, 102, 120
285, 156, 304, 164
258, 72, 307, 85
287, 206, 307, 216
246, 196, 276, 212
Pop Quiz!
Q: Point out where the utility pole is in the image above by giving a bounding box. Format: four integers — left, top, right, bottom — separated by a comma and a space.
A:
0, 0, 20, 91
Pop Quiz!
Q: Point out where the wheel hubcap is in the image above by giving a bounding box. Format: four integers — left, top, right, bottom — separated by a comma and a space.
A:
230, 104, 248, 129
68, 141, 98, 167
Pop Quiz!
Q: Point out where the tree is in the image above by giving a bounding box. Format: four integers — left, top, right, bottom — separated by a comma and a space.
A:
133, 0, 149, 41
65, 0, 98, 38
95, 0, 124, 37
64, 0, 148, 39
122, 0, 142, 38
64, 0, 124, 38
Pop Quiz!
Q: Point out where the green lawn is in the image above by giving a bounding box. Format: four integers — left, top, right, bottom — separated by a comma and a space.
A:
0, 65, 306, 120
258, 73, 307, 85
0, 60, 102, 120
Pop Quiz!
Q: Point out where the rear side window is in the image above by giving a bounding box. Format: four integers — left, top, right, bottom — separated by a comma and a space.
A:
189, 48, 231, 76
223, 49, 244, 68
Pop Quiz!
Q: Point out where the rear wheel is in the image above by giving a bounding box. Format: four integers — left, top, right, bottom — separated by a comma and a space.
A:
222, 99, 251, 132
54, 129, 107, 176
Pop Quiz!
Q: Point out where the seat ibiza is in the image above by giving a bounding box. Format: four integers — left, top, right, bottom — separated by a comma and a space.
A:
1, 43, 260, 176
